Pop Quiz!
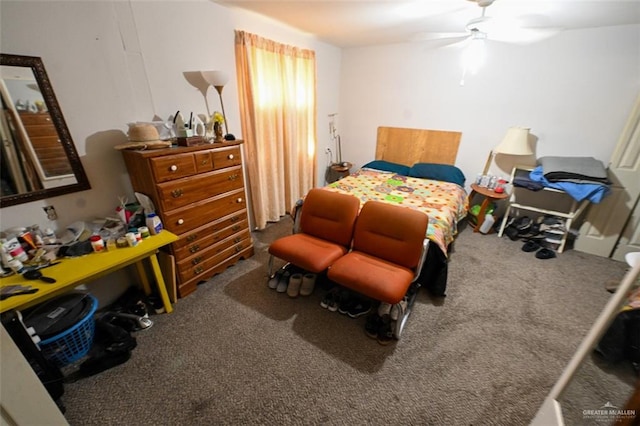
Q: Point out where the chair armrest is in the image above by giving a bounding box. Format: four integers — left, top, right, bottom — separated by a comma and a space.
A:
412, 239, 430, 283
292, 198, 304, 233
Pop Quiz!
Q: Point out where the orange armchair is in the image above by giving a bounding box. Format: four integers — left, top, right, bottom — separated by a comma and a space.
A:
268, 188, 360, 276
327, 201, 429, 337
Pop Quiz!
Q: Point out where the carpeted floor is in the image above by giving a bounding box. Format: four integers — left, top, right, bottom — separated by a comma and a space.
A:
61, 218, 636, 425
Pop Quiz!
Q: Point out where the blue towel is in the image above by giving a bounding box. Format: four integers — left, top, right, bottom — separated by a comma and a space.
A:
529, 166, 610, 203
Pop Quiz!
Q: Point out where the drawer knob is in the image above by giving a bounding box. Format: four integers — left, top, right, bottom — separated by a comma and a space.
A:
194, 266, 204, 275
228, 154, 234, 160
236, 198, 243, 203
170, 165, 178, 172
192, 256, 203, 265
177, 218, 184, 225
201, 159, 208, 165
189, 244, 200, 253
171, 189, 183, 198
186, 234, 197, 242
235, 245, 243, 253
232, 225, 241, 231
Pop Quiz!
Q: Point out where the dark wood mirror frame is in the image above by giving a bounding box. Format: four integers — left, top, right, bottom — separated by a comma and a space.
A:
0, 53, 90, 208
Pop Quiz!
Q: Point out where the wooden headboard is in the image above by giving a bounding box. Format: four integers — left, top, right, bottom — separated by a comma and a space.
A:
375, 126, 462, 166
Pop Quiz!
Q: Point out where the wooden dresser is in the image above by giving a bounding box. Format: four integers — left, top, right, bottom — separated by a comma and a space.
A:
121, 141, 254, 297
18, 111, 73, 177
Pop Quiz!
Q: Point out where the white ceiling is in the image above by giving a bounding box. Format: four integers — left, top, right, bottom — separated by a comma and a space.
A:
214, 0, 640, 47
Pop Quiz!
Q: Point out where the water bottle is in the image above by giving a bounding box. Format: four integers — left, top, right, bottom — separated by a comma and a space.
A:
479, 214, 495, 234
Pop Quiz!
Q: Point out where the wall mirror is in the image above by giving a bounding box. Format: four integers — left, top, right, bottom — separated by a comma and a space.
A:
0, 53, 90, 207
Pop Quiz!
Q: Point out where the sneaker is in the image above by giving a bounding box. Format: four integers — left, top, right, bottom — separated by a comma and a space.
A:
377, 314, 394, 345
268, 270, 283, 289
320, 287, 338, 309
287, 273, 303, 298
299, 273, 316, 296
390, 300, 407, 321
347, 299, 372, 319
276, 271, 290, 293
364, 313, 381, 339
328, 289, 344, 312
337, 290, 354, 315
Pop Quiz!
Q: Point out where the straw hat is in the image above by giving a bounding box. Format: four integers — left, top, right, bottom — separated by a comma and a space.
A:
128, 124, 161, 143
114, 123, 172, 150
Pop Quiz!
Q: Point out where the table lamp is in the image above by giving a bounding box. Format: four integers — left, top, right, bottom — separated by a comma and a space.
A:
482, 126, 533, 175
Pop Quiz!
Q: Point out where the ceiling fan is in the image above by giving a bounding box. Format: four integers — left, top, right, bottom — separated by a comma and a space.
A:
417, 0, 561, 46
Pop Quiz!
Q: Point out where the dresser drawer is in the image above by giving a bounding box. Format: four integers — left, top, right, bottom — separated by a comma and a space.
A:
156, 166, 244, 211
19, 112, 53, 126
194, 151, 213, 173
173, 217, 248, 259
176, 230, 252, 283
150, 152, 197, 182
161, 189, 247, 234
213, 146, 242, 170
23, 125, 58, 138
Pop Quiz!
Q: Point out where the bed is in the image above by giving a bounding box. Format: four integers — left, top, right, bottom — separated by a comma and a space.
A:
320, 126, 469, 296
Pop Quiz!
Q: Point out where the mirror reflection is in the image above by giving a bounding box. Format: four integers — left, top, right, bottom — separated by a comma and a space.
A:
0, 54, 90, 207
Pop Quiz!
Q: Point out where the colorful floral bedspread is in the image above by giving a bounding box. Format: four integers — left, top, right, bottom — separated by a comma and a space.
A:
322, 169, 469, 256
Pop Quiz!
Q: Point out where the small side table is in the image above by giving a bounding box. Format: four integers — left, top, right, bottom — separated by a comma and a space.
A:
327, 162, 352, 183
468, 183, 509, 233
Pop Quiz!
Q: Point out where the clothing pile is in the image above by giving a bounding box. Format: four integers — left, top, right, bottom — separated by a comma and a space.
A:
528, 156, 611, 203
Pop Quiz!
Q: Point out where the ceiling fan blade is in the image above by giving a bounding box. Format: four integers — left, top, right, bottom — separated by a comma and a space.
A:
412, 32, 468, 41
414, 34, 471, 49
489, 26, 562, 44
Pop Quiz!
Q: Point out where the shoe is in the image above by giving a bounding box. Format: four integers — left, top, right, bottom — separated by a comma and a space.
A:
522, 240, 541, 252
287, 273, 303, 298
378, 302, 392, 316
514, 216, 532, 231
268, 270, 283, 289
364, 313, 381, 339
347, 299, 372, 319
327, 297, 340, 312
337, 290, 354, 315
377, 314, 394, 345
299, 273, 316, 296
517, 223, 541, 239
276, 271, 290, 293
390, 300, 407, 321
535, 248, 556, 260
320, 288, 339, 310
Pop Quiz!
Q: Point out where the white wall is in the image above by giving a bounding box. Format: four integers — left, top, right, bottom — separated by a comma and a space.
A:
0, 0, 341, 232
339, 24, 640, 188
1, 2, 637, 237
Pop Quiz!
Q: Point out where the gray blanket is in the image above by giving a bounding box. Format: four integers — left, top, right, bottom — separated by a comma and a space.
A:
538, 156, 609, 183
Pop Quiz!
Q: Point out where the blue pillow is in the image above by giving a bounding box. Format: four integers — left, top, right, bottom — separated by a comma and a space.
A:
408, 163, 466, 186
362, 160, 410, 176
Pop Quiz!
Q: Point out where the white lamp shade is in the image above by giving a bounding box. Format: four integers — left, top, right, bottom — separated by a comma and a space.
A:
201, 70, 229, 87
494, 126, 533, 155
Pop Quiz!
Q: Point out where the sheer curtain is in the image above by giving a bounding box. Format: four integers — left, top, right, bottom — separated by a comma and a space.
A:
235, 30, 317, 230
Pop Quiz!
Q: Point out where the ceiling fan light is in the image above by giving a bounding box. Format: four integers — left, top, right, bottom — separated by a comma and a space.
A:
461, 37, 486, 75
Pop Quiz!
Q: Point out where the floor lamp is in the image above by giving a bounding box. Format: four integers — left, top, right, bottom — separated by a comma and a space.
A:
202, 70, 230, 137
482, 126, 533, 175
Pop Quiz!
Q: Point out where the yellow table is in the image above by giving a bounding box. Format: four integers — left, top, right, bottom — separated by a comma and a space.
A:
0, 230, 178, 314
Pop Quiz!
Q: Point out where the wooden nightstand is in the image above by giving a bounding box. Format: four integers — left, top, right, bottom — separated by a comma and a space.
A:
468, 183, 509, 233
327, 162, 352, 183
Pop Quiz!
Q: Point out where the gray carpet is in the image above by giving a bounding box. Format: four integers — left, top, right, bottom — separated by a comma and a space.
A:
62, 218, 636, 425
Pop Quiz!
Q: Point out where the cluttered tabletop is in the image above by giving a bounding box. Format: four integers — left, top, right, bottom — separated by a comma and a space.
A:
0, 203, 178, 314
